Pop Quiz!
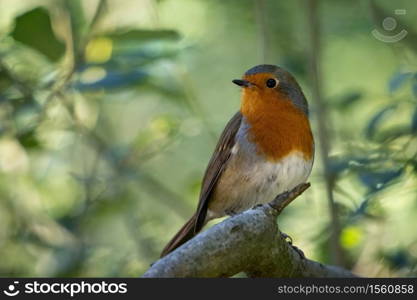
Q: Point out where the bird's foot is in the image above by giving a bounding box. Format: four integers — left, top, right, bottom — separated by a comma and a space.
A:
280, 232, 305, 259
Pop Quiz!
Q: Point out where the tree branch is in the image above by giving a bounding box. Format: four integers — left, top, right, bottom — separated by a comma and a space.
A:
142, 183, 356, 278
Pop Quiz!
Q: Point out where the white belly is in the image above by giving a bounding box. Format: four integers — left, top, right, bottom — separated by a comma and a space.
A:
207, 131, 313, 219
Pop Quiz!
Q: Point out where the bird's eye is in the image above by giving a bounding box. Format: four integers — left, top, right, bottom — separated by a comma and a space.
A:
266, 78, 277, 88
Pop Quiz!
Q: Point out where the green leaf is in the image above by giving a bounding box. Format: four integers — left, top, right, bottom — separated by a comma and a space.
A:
17, 128, 41, 149
373, 125, 411, 143
103, 29, 180, 43
382, 249, 414, 270
358, 168, 403, 192
334, 91, 362, 108
11, 7, 65, 61
365, 105, 397, 139
388, 72, 412, 94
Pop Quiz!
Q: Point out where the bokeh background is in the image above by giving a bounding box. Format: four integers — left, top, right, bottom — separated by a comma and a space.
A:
0, 0, 416, 277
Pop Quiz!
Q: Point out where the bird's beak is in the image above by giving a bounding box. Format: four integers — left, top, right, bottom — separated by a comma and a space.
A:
232, 79, 252, 87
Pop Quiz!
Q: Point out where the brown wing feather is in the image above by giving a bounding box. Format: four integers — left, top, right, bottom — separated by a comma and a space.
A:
160, 112, 242, 257
194, 111, 242, 231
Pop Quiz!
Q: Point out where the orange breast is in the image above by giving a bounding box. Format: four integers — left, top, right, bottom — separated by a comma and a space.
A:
240, 90, 314, 162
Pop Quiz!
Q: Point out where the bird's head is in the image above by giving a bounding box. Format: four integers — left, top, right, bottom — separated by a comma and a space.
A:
233, 64, 308, 117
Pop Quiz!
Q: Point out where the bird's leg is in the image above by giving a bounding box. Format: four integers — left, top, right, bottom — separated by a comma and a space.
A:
280, 232, 305, 259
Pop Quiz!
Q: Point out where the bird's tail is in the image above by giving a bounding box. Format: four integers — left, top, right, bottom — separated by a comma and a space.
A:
160, 213, 201, 257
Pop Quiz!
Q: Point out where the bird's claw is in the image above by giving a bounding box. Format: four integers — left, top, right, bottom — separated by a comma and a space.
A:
281, 232, 293, 244
280, 232, 305, 259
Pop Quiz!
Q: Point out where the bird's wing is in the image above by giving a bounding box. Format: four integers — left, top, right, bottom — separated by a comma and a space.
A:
194, 111, 243, 231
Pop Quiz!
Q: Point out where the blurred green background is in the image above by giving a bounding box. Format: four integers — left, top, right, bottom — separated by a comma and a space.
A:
0, 0, 416, 277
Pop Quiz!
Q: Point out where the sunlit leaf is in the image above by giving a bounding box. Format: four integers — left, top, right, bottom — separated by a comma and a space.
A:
149, 116, 174, 139
85, 37, 113, 63
340, 225, 363, 249
11, 7, 65, 61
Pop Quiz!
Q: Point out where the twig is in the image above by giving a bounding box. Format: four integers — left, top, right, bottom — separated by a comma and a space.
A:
269, 182, 311, 213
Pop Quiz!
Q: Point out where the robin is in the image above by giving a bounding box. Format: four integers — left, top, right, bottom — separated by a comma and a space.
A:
160, 64, 314, 257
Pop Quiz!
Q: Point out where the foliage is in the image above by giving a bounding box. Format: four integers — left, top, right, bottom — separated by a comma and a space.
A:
0, 0, 416, 277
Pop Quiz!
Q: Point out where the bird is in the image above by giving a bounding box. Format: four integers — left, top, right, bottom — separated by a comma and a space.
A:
160, 64, 314, 257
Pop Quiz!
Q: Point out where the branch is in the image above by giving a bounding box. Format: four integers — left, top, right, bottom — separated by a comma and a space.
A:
142, 183, 356, 278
